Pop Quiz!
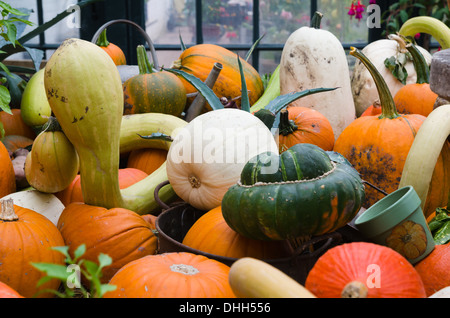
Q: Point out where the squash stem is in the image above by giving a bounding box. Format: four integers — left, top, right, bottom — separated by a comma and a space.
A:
278, 109, 297, 136
0, 198, 18, 221
310, 11, 323, 29
41, 116, 62, 133
350, 47, 400, 119
95, 29, 110, 47
136, 45, 154, 74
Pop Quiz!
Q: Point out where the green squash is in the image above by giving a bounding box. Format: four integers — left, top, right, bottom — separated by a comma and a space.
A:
221, 143, 365, 241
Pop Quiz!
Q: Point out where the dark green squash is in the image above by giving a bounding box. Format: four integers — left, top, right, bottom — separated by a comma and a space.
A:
221, 143, 365, 241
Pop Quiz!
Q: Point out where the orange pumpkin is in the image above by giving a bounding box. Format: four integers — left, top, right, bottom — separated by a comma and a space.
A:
171, 43, 264, 109
0, 281, 23, 298
96, 28, 126, 66
104, 252, 236, 298
0, 199, 65, 298
0, 141, 15, 197
305, 242, 427, 298
360, 100, 381, 117
123, 45, 186, 116
334, 48, 447, 210
126, 148, 167, 175
182, 206, 290, 259
55, 168, 148, 206
1, 135, 33, 153
57, 202, 158, 284
415, 242, 450, 297
278, 107, 335, 153
0, 109, 36, 139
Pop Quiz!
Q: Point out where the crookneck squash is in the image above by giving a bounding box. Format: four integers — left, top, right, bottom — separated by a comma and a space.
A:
221, 143, 365, 241
44, 38, 186, 215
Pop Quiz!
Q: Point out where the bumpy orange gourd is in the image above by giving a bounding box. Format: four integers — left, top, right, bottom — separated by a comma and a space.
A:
96, 28, 126, 66
126, 148, 167, 175
182, 206, 290, 259
0, 199, 65, 298
415, 242, 450, 297
0, 109, 36, 139
55, 168, 148, 206
57, 202, 158, 284
305, 242, 427, 298
171, 43, 264, 109
0, 141, 15, 197
104, 252, 236, 298
278, 107, 335, 153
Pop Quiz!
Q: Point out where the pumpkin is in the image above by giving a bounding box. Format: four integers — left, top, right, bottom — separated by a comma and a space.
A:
126, 147, 167, 175
0, 135, 33, 153
415, 242, 450, 297
24, 116, 79, 193
0, 281, 23, 298
391, 35, 437, 117
0, 198, 65, 298
0, 109, 36, 139
20, 68, 52, 130
123, 45, 186, 116
229, 257, 316, 298
182, 206, 290, 259
166, 108, 279, 211
278, 107, 334, 153
55, 168, 148, 206
171, 43, 264, 109
351, 39, 431, 117
398, 105, 450, 218
57, 202, 158, 284
334, 47, 430, 209
95, 28, 126, 66
279, 12, 355, 139
305, 242, 427, 298
44, 38, 186, 215
104, 252, 236, 298
221, 143, 365, 241
0, 141, 15, 197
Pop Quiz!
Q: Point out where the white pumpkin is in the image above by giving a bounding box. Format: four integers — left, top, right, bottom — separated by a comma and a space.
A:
166, 108, 278, 211
0, 189, 65, 225
279, 14, 356, 140
351, 39, 432, 116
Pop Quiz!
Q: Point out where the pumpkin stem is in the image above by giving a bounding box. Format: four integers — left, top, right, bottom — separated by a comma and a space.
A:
311, 11, 323, 29
0, 199, 18, 221
96, 29, 110, 47
136, 45, 154, 75
278, 109, 297, 136
170, 264, 199, 275
41, 116, 63, 133
341, 281, 368, 298
402, 35, 430, 84
350, 47, 400, 120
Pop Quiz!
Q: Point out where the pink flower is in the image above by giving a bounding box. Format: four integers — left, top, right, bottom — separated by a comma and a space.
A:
414, 33, 421, 39
280, 9, 293, 20
226, 31, 237, 39
369, 0, 376, 4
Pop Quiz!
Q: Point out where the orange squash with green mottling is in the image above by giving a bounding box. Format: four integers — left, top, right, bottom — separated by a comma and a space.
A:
123, 45, 186, 116
171, 44, 264, 109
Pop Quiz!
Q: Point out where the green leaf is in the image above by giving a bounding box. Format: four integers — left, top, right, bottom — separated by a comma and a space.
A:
245, 33, 265, 62
179, 32, 186, 51
237, 54, 250, 113
3, 20, 17, 47
97, 253, 112, 269
163, 67, 224, 110
31, 263, 71, 285
51, 246, 71, 260
434, 221, 450, 245
73, 244, 86, 262
82, 259, 100, 277
0, 84, 11, 113
0, 1, 29, 16
98, 284, 116, 297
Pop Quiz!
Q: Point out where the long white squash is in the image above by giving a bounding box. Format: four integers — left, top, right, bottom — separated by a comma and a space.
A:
279, 12, 355, 139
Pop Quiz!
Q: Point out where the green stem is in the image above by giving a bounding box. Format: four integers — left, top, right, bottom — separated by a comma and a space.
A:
278, 109, 297, 136
95, 29, 110, 47
310, 11, 323, 29
41, 116, 62, 133
350, 47, 400, 119
136, 45, 154, 75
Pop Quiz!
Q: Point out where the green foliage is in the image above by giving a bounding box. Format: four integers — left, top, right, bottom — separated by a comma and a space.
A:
428, 207, 450, 245
31, 244, 116, 298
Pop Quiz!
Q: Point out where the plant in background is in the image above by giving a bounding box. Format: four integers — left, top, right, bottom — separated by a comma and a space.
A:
31, 244, 116, 298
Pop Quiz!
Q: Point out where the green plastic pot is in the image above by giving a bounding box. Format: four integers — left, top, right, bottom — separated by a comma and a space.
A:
354, 185, 435, 264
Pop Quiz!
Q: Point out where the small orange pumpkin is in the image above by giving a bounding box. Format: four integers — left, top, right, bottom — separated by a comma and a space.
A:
0, 281, 23, 298
305, 242, 427, 298
57, 202, 158, 284
182, 206, 290, 259
126, 148, 167, 175
104, 252, 236, 298
0, 199, 65, 298
0, 109, 36, 139
1, 135, 33, 153
96, 28, 126, 66
278, 107, 335, 153
0, 141, 15, 197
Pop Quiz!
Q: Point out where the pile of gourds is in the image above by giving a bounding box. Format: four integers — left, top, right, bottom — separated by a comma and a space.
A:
0, 12, 449, 299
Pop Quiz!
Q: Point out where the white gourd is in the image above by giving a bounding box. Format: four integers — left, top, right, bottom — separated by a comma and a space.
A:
279, 12, 356, 140
166, 108, 278, 211
351, 39, 432, 116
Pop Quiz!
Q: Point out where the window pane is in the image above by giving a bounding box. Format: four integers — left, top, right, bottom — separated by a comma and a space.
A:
42, 0, 80, 44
